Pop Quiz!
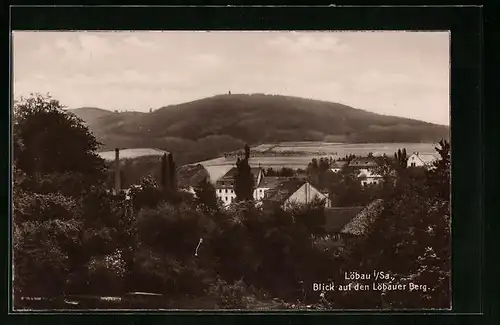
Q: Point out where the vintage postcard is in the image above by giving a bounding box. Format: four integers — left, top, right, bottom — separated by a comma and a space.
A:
12, 30, 451, 311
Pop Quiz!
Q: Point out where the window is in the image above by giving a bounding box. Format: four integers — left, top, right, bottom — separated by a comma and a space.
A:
225, 196, 228, 201
230, 189, 233, 194
411, 163, 416, 167
225, 189, 228, 193
260, 189, 263, 193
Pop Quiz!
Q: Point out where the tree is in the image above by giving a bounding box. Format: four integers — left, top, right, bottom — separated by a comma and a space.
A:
130, 176, 164, 211
13, 93, 106, 181
374, 155, 397, 197
234, 145, 254, 201
194, 178, 219, 213
328, 164, 366, 207
13, 189, 83, 298
394, 148, 408, 174
340, 145, 451, 309
160, 153, 168, 190
428, 139, 451, 201
12, 94, 116, 303
168, 153, 177, 191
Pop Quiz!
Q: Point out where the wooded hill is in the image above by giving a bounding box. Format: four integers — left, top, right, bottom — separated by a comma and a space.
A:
71, 94, 449, 165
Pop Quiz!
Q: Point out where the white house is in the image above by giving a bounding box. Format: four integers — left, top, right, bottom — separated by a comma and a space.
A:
215, 167, 264, 206
407, 152, 438, 168
348, 157, 382, 186
358, 168, 383, 186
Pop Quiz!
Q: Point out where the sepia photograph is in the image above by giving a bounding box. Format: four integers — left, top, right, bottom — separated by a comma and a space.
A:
12, 30, 451, 311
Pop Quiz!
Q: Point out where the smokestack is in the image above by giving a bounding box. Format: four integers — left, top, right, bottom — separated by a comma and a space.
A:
115, 148, 121, 195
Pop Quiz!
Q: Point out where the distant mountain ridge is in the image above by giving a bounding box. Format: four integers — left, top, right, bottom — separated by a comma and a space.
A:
70, 107, 115, 125
70, 93, 449, 165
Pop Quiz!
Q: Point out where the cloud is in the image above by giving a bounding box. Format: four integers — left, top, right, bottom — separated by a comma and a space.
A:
267, 33, 350, 55
190, 53, 223, 68
77, 34, 113, 57
353, 70, 414, 90
351, 69, 448, 98
30, 33, 114, 67
122, 35, 159, 50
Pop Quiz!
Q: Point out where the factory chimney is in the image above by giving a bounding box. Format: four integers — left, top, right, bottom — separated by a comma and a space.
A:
114, 148, 121, 195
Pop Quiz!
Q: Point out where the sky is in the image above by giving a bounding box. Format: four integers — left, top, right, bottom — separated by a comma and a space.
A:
12, 31, 450, 125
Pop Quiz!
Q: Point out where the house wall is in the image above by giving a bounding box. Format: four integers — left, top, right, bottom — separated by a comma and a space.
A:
284, 183, 328, 209
357, 168, 378, 176
357, 168, 382, 186
215, 169, 264, 206
216, 188, 237, 206
255, 187, 270, 200
216, 186, 263, 206
361, 177, 382, 186
407, 154, 425, 167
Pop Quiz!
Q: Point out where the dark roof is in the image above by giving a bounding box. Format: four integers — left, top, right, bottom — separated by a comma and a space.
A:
214, 180, 234, 189
257, 176, 292, 188
348, 157, 378, 168
324, 207, 365, 233
330, 161, 348, 168
222, 167, 262, 177
263, 178, 307, 204
177, 164, 210, 188
341, 199, 384, 236
216, 167, 262, 186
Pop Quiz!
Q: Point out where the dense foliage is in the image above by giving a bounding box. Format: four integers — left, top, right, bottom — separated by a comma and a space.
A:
13, 94, 451, 310
14, 93, 106, 181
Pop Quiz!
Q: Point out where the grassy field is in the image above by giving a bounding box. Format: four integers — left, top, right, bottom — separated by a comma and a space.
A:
97, 142, 438, 184
199, 142, 438, 182
98, 148, 167, 161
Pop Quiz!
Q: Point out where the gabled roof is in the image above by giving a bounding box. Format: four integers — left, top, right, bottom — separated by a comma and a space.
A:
410, 153, 438, 165
324, 207, 365, 233
263, 178, 307, 204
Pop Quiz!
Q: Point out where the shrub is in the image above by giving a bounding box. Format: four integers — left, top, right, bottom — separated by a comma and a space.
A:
14, 191, 79, 223
14, 219, 82, 297
86, 249, 126, 295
